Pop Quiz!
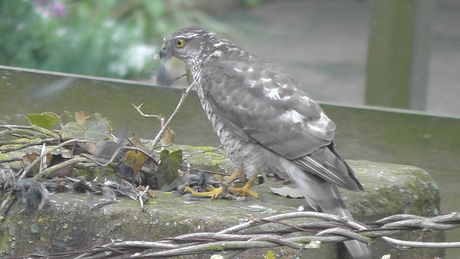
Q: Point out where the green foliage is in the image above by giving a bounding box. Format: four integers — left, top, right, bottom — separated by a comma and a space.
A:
61, 113, 111, 141
26, 113, 59, 130
156, 149, 182, 191
0, 0, 225, 79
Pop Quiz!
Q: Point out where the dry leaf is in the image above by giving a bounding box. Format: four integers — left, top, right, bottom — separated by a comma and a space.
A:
269, 186, 304, 199
75, 111, 88, 128
161, 129, 176, 145
147, 189, 156, 198
130, 133, 146, 150
125, 150, 148, 174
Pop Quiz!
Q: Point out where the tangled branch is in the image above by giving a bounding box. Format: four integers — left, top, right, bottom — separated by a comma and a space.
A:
15, 211, 460, 259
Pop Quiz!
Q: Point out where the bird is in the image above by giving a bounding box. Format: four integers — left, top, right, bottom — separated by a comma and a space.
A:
159, 26, 372, 259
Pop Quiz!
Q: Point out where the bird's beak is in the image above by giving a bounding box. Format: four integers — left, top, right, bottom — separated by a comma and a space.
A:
159, 41, 173, 61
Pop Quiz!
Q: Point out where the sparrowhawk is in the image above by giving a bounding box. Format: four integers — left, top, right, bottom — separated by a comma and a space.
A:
159, 26, 372, 259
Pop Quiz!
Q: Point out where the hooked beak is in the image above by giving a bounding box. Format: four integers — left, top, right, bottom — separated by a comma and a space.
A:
159, 41, 173, 61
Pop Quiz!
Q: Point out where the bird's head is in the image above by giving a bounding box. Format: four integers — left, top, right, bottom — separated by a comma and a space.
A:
159, 26, 219, 67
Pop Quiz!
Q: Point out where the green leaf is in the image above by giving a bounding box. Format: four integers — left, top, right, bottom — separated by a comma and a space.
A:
61, 113, 111, 141
26, 113, 59, 130
156, 149, 182, 191
85, 113, 111, 141
61, 122, 86, 140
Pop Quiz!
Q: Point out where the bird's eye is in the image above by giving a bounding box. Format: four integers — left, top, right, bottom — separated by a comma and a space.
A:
175, 39, 186, 48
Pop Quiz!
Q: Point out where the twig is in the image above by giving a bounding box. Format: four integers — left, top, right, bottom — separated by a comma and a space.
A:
132, 103, 163, 120
0, 138, 57, 152
181, 165, 228, 176
132, 103, 165, 130
18, 139, 93, 181
0, 123, 59, 139
32, 157, 89, 180
149, 81, 196, 154
15, 211, 460, 259
381, 236, 460, 248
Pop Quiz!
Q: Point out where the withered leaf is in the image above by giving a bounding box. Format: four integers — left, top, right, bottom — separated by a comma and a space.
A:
23, 153, 52, 167
130, 133, 146, 151
84, 140, 122, 160
75, 111, 88, 128
161, 129, 175, 146
47, 154, 74, 177
125, 150, 148, 174
269, 186, 304, 199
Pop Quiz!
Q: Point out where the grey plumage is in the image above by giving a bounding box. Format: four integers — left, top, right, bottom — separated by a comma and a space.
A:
160, 26, 372, 259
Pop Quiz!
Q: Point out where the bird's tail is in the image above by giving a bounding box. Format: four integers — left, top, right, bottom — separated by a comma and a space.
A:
324, 183, 372, 259
280, 159, 373, 259
305, 176, 373, 259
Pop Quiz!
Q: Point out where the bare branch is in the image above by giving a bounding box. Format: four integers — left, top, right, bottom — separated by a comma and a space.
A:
18, 139, 93, 181
149, 81, 196, 154
132, 103, 164, 120
0, 138, 57, 152
11, 210, 460, 259
32, 156, 89, 180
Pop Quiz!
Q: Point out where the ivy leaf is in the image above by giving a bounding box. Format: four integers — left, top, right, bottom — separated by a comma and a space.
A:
156, 149, 182, 191
61, 112, 111, 141
61, 122, 85, 140
125, 150, 147, 174
26, 113, 58, 130
85, 113, 111, 140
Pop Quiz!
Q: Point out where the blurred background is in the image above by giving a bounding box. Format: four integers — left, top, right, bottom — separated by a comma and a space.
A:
1, 0, 459, 117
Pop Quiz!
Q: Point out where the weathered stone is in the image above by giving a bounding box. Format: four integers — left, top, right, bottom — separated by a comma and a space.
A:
0, 145, 443, 258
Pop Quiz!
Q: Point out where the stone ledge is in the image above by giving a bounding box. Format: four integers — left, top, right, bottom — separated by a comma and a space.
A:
0, 145, 444, 259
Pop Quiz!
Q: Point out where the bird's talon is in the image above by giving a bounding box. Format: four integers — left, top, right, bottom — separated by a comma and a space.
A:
184, 185, 227, 199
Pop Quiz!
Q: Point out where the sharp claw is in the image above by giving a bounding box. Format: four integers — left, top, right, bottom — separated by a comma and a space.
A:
183, 166, 259, 199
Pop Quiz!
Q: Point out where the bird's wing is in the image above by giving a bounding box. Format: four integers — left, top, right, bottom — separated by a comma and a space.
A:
200, 54, 363, 190
202, 54, 334, 160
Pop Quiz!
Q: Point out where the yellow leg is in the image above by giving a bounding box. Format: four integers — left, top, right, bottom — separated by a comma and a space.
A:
229, 173, 259, 198
184, 166, 259, 199
184, 185, 228, 200
225, 166, 244, 183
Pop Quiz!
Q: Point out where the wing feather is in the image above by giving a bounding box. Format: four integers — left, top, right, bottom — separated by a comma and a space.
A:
200, 52, 362, 191
202, 55, 334, 160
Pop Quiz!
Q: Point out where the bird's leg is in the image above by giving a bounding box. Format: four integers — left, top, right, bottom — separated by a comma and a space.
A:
184, 184, 228, 200
183, 167, 244, 200
229, 172, 259, 198
184, 166, 258, 199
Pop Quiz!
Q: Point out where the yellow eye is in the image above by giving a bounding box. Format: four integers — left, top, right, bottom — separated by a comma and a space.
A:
175, 39, 186, 48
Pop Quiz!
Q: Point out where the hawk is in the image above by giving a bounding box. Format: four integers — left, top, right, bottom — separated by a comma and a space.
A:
159, 26, 372, 259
